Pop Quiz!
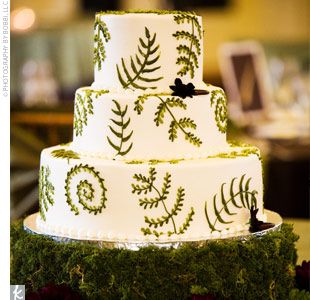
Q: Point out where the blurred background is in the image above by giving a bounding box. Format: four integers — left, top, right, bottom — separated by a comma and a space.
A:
10, 0, 309, 259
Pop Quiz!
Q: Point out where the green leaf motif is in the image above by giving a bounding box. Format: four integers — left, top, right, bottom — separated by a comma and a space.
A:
65, 164, 107, 215
173, 12, 202, 78
39, 165, 55, 221
132, 167, 195, 237
116, 27, 163, 90
93, 16, 111, 70
107, 99, 133, 156
204, 175, 258, 232
51, 148, 80, 163
134, 94, 202, 147
74, 89, 109, 137
210, 89, 227, 134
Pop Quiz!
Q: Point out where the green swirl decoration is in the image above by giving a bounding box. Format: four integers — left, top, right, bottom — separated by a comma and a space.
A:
93, 16, 111, 70
173, 12, 202, 78
74, 89, 109, 137
39, 165, 55, 221
65, 164, 107, 215
210, 89, 227, 134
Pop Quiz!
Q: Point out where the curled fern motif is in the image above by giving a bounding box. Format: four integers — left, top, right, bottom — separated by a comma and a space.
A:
204, 175, 258, 232
134, 94, 202, 147
93, 16, 111, 70
116, 27, 163, 90
210, 89, 227, 134
39, 166, 55, 221
107, 99, 133, 156
74, 89, 109, 137
173, 12, 202, 78
132, 167, 195, 237
65, 164, 107, 215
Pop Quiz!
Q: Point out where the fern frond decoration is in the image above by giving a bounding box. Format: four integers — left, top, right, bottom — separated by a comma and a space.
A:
204, 175, 258, 232
134, 94, 202, 147
39, 166, 55, 221
107, 99, 133, 156
173, 12, 202, 78
51, 148, 80, 163
116, 27, 163, 90
74, 89, 109, 137
93, 16, 111, 70
132, 167, 195, 237
65, 164, 107, 215
210, 89, 227, 134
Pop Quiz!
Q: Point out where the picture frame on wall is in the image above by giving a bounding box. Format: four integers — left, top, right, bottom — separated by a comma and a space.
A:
218, 40, 272, 126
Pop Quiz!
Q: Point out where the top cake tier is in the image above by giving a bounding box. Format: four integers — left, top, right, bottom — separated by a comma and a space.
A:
93, 11, 204, 92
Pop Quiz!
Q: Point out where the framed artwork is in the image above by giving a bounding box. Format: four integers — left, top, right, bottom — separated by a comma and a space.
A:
218, 40, 272, 125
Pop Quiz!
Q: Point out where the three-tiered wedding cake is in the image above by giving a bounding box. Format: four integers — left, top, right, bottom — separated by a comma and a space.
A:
36, 10, 265, 242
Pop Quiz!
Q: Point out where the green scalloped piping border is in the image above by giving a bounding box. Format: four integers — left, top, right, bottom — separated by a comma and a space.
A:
96, 10, 196, 16
126, 159, 184, 165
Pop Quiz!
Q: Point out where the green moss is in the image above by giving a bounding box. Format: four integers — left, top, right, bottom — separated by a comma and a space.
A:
97, 10, 196, 16
11, 222, 298, 299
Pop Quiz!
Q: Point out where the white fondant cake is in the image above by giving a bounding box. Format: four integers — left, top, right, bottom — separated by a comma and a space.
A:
36, 10, 266, 242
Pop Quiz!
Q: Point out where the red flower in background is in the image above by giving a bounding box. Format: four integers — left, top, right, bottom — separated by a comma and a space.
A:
26, 283, 82, 300
295, 260, 310, 291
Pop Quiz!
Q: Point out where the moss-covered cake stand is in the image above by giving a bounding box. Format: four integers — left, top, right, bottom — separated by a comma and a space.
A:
11, 210, 300, 300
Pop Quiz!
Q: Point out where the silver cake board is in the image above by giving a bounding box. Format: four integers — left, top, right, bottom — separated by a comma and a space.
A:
23, 210, 282, 250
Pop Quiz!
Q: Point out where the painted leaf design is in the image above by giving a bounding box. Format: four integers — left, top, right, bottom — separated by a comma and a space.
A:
107, 99, 133, 156
74, 89, 109, 137
116, 27, 163, 90
93, 16, 111, 70
51, 148, 80, 163
135, 94, 202, 147
132, 167, 195, 237
39, 166, 55, 221
173, 12, 202, 78
204, 175, 258, 232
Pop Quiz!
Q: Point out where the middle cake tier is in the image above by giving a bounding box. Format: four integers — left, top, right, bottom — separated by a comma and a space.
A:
71, 84, 228, 160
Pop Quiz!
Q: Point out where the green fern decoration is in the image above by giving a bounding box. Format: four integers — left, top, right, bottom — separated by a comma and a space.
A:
132, 167, 195, 237
93, 16, 111, 70
65, 164, 107, 215
107, 99, 133, 156
134, 94, 202, 147
173, 12, 202, 78
39, 165, 55, 221
210, 89, 227, 134
116, 27, 163, 90
204, 175, 258, 232
74, 89, 109, 137
51, 148, 80, 163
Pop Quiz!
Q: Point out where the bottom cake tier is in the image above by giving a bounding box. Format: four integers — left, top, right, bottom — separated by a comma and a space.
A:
37, 143, 264, 241
37, 142, 265, 241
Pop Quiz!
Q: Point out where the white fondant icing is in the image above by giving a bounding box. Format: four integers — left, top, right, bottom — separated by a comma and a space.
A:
36, 12, 268, 243
37, 144, 264, 242
93, 13, 204, 92
72, 85, 228, 159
